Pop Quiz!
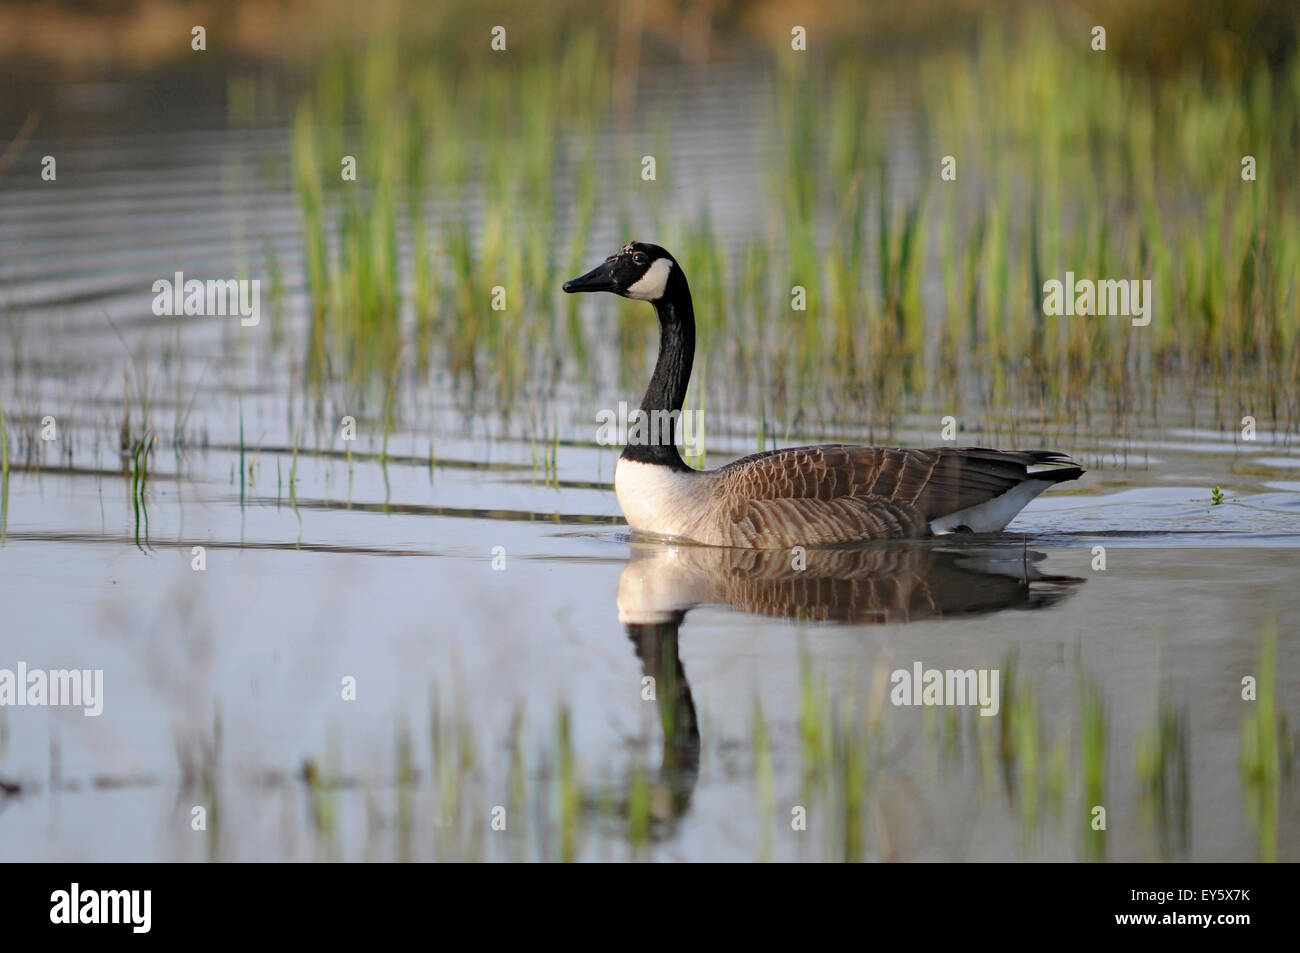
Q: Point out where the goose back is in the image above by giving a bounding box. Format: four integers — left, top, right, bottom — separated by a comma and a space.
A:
618, 445, 1083, 547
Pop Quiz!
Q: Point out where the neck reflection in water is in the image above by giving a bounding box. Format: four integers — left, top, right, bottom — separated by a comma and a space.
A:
617, 542, 1083, 832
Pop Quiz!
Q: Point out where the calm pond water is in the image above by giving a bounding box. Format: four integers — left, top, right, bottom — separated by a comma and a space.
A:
0, 74, 1296, 862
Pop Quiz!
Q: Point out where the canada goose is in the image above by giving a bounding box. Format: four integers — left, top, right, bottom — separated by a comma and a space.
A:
564, 242, 1084, 548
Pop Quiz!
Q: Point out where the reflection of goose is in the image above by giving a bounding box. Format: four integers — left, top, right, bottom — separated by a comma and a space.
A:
564, 242, 1083, 547
625, 614, 699, 820
617, 541, 1083, 625
615, 541, 1082, 826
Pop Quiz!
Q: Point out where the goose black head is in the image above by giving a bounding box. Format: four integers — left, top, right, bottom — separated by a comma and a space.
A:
563, 242, 678, 302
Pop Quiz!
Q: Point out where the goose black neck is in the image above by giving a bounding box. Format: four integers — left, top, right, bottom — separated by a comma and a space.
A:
621, 271, 695, 470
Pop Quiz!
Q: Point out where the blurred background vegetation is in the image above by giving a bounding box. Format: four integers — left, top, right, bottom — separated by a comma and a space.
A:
4, 0, 1296, 78
4, 0, 1298, 449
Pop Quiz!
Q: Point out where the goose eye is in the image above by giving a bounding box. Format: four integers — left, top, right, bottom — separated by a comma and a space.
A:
633, 253, 647, 265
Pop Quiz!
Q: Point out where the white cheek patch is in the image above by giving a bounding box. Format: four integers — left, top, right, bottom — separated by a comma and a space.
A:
625, 258, 674, 300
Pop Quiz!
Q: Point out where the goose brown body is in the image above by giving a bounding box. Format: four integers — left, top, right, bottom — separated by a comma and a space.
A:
615, 444, 1082, 547
565, 242, 1084, 549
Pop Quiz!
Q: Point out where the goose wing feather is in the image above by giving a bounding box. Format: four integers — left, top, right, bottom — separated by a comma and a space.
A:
714, 493, 928, 547
706, 444, 1078, 546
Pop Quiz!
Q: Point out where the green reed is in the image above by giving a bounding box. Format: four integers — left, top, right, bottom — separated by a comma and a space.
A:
129, 432, 154, 551
1241, 623, 1291, 862
743, 12, 1300, 441
1080, 676, 1108, 861
1136, 689, 1190, 860
276, 8, 1300, 452
289, 33, 614, 411
752, 697, 774, 863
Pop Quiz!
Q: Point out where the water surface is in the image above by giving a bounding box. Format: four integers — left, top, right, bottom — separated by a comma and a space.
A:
0, 76, 1296, 862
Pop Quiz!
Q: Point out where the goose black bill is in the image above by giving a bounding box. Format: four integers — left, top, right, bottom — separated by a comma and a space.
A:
562, 260, 617, 293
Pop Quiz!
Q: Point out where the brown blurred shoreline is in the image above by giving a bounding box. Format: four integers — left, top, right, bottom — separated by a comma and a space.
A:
2, 0, 1294, 79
